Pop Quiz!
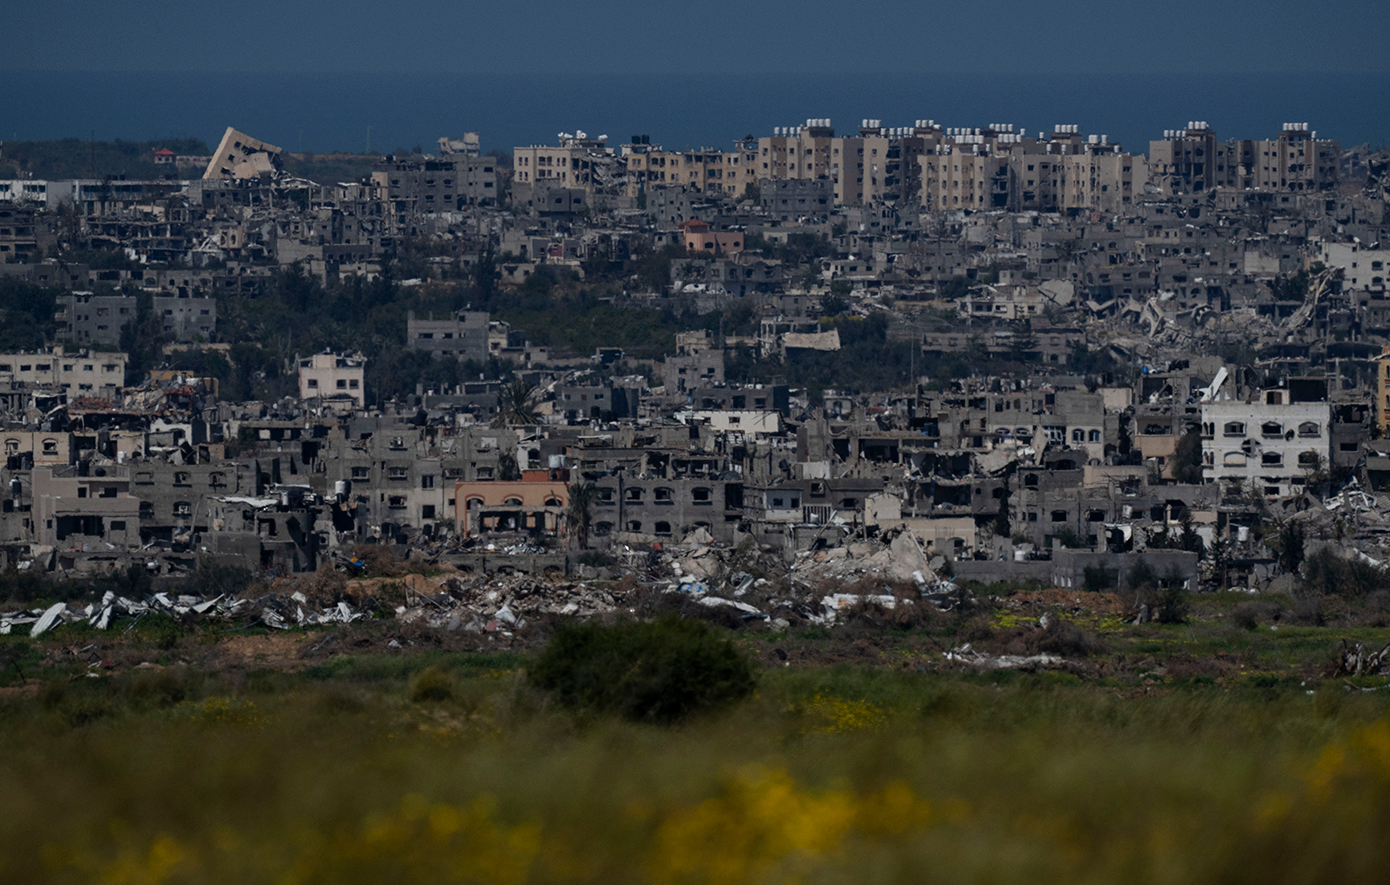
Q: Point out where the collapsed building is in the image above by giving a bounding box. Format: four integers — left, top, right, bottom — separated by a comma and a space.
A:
0, 116, 1386, 594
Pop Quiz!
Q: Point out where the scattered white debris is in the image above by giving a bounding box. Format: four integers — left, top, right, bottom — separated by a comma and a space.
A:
944, 643, 1063, 670
30, 603, 67, 638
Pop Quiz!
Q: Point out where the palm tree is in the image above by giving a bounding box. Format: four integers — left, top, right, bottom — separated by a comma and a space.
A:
493, 377, 538, 427
565, 479, 597, 550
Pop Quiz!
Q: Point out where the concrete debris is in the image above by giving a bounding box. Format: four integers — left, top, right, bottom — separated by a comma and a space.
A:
1, 590, 364, 635
730, 572, 757, 596
30, 603, 67, 638
785, 528, 938, 586
818, 593, 901, 624
3, 529, 972, 638
696, 596, 764, 617
1330, 639, 1390, 677
943, 643, 1063, 670
394, 574, 622, 632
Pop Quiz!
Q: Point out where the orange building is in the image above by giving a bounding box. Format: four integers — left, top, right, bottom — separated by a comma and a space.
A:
454, 469, 569, 537
679, 219, 743, 255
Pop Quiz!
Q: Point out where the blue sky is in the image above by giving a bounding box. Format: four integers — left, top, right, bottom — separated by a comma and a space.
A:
9, 0, 1390, 74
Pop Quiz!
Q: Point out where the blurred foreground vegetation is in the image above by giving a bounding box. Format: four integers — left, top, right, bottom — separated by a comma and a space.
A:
2, 636, 1389, 884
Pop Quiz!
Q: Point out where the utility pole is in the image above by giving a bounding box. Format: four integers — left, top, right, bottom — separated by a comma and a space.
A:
366, 126, 372, 155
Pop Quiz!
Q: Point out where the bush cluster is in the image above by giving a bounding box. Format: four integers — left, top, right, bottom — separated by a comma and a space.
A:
1300, 548, 1390, 600
529, 616, 757, 723
1229, 601, 1282, 631
1012, 619, 1109, 657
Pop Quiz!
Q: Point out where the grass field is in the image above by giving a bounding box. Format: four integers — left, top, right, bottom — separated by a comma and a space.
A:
2, 587, 1389, 884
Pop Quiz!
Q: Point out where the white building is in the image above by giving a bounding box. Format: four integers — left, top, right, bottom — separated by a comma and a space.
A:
1320, 242, 1389, 295
0, 348, 127, 398
298, 352, 366, 407
1201, 393, 1330, 498
680, 410, 782, 436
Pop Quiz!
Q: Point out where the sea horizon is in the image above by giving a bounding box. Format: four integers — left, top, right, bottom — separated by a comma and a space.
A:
2, 69, 1387, 158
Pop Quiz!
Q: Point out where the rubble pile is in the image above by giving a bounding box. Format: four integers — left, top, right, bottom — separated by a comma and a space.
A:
658, 526, 941, 591
0, 589, 367, 637
0, 574, 628, 639
626, 529, 968, 630
787, 530, 938, 586
1284, 479, 1390, 567
395, 574, 625, 633
1, 533, 966, 641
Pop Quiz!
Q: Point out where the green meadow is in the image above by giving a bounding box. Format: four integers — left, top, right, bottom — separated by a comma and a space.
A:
2, 627, 1389, 884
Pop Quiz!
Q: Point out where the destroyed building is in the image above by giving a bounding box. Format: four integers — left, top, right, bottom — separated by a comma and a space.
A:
203, 127, 284, 180
0, 114, 1386, 601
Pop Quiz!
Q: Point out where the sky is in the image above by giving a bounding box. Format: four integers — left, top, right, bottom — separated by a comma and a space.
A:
8, 0, 1390, 74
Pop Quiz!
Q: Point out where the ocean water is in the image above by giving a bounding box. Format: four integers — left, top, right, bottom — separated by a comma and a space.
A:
1, 70, 1387, 156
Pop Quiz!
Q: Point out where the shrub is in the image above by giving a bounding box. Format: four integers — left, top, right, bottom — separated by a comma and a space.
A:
1300, 548, 1389, 600
298, 561, 348, 606
1229, 601, 1280, 631
1083, 565, 1118, 593
529, 616, 757, 723
127, 612, 186, 649
1288, 594, 1325, 626
40, 679, 117, 727
408, 665, 457, 703
351, 544, 406, 578
1126, 557, 1158, 592
995, 619, 1108, 658
0, 569, 102, 606
1153, 584, 1190, 624
841, 596, 942, 633
184, 562, 257, 599
0, 568, 53, 605
1054, 528, 1087, 550
676, 599, 746, 631
1030, 620, 1108, 657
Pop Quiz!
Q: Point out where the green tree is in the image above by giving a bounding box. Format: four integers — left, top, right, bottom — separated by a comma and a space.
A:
0, 278, 58, 350
1054, 236, 1083, 266
1126, 556, 1158, 591
1153, 583, 1190, 623
119, 289, 170, 383
992, 485, 1011, 537
1170, 428, 1204, 485
472, 245, 500, 307
1298, 547, 1388, 600
965, 333, 990, 366
1053, 528, 1086, 549
817, 291, 849, 317
498, 451, 521, 482
1208, 536, 1231, 588
1009, 319, 1039, 364
565, 479, 598, 550
1178, 511, 1205, 558
939, 276, 969, 300
1276, 521, 1305, 574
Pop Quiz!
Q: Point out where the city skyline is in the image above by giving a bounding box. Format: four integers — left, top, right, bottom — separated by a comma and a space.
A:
3, 70, 1387, 158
